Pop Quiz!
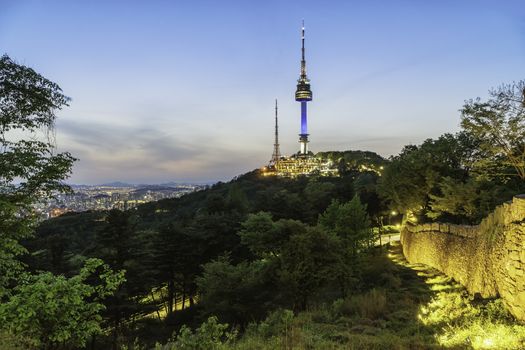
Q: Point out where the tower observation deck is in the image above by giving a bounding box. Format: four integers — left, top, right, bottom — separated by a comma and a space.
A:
295, 21, 313, 156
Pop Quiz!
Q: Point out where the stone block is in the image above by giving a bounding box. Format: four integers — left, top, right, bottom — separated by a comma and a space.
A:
509, 251, 520, 261
507, 264, 524, 278
517, 291, 525, 307
520, 250, 525, 263
505, 277, 516, 287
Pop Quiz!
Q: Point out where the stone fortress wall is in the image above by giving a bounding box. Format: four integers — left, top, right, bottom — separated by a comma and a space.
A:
401, 195, 525, 321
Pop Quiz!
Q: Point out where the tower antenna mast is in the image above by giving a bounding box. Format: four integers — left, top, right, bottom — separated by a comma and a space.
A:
271, 99, 281, 165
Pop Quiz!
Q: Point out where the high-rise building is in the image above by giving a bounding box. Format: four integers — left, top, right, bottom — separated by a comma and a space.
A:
295, 20, 313, 156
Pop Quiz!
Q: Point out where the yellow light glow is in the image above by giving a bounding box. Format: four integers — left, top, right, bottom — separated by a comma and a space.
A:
482, 338, 494, 348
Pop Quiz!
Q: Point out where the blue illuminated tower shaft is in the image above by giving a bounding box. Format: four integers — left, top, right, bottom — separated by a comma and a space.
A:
299, 102, 308, 154
301, 102, 307, 135
295, 21, 312, 156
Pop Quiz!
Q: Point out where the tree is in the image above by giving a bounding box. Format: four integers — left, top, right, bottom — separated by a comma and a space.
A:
149, 222, 204, 317
377, 134, 471, 218
93, 209, 153, 347
0, 54, 76, 296
353, 171, 383, 219
428, 176, 515, 224
0, 55, 126, 349
319, 196, 374, 255
237, 212, 280, 258
197, 256, 275, 325
0, 259, 124, 349
461, 80, 525, 180
149, 224, 182, 317
318, 196, 374, 295
278, 225, 342, 310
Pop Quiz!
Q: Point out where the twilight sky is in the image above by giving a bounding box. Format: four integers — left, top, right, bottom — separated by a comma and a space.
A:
1, 0, 524, 184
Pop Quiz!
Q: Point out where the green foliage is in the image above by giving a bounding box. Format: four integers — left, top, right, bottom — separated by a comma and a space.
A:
418, 289, 525, 349
332, 289, 387, 319
0, 54, 70, 131
0, 258, 124, 349
94, 209, 156, 343
461, 80, 525, 180
0, 54, 76, 296
149, 223, 193, 316
248, 309, 294, 339
378, 80, 525, 223
0, 330, 30, 350
378, 126, 523, 223
162, 316, 236, 350
304, 179, 336, 213
197, 257, 275, 325
0, 55, 130, 349
316, 150, 388, 175
427, 177, 480, 221
278, 225, 343, 310
319, 196, 374, 254
237, 212, 279, 258
198, 197, 378, 321
428, 177, 516, 223
378, 134, 469, 216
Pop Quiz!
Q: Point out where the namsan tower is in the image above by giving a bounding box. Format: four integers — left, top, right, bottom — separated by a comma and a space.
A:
295, 20, 313, 156
262, 21, 337, 178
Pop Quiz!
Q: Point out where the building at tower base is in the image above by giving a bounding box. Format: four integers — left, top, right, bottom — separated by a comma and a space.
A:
272, 155, 337, 177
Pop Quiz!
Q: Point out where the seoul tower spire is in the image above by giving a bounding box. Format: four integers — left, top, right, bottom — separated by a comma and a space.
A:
271, 99, 281, 165
300, 20, 307, 79
295, 20, 313, 156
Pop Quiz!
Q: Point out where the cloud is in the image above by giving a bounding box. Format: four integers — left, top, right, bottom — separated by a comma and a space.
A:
54, 119, 262, 184
58, 119, 198, 156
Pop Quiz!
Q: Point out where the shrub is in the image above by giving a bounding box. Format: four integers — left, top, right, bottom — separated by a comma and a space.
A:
254, 309, 294, 339
159, 316, 237, 350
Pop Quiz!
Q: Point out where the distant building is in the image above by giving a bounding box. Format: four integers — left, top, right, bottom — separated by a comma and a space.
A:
49, 207, 71, 218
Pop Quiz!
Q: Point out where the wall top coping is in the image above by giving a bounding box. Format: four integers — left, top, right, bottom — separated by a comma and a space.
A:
403, 194, 524, 238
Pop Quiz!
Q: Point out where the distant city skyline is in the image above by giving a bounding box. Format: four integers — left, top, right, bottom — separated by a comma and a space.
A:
2, 0, 524, 184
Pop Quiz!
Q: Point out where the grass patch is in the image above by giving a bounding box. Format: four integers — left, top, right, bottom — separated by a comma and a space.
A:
333, 289, 387, 320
